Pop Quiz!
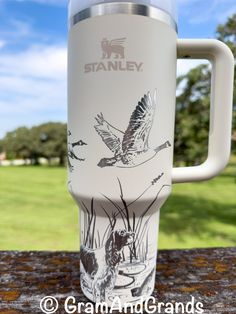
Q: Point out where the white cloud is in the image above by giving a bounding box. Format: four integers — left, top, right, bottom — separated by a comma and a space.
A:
0, 5, 69, 138
178, 0, 199, 6
15, 0, 67, 6
0, 45, 66, 79
0, 44, 67, 137
0, 18, 43, 47
0, 40, 6, 49
178, 0, 236, 24
0, 46, 209, 137
0, 0, 213, 138
177, 59, 208, 76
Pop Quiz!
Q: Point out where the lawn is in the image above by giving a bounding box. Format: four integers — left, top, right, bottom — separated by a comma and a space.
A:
0, 159, 235, 250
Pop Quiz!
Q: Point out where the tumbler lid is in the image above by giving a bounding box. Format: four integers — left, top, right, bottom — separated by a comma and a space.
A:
68, 0, 177, 22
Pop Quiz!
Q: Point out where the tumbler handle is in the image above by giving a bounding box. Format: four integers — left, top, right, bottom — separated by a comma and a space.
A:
172, 39, 234, 183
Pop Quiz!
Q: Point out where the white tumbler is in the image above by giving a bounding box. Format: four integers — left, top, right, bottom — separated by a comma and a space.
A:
67, 0, 234, 305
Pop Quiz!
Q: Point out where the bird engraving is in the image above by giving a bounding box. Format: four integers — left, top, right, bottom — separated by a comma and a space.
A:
94, 90, 171, 168
67, 131, 87, 172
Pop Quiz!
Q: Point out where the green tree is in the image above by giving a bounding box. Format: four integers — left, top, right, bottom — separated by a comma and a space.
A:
3, 127, 34, 162
175, 65, 211, 165
216, 13, 236, 151
216, 14, 236, 56
32, 122, 67, 165
0, 139, 4, 153
1, 122, 67, 165
174, 13, 235, 165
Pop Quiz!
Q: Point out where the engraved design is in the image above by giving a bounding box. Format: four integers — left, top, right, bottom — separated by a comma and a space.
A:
81, 229, 135, 302
94, 90, 171, 168
80, 175, 170, 303
67, 131, 87, 172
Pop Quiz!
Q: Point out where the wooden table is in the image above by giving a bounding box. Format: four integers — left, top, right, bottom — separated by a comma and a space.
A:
0, 248, 235, 313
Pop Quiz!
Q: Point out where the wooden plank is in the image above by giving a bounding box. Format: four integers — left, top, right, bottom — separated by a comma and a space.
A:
0, 248, 235, 313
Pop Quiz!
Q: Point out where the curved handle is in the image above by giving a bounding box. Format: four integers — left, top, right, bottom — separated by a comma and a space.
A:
172, 39, 234, 183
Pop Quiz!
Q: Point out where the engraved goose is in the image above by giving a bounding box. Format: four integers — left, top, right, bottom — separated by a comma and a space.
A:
94, 90, 171, 168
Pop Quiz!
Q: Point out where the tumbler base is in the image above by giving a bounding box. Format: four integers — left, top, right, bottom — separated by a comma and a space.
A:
80, 262, 156, 308
81, 285, 155, 308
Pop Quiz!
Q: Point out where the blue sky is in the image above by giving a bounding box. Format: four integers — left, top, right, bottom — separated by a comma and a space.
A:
0, 0, 235, 138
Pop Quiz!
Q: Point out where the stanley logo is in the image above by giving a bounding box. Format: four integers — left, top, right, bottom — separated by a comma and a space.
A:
84, 37, 143, 73
101, 37, 125, 59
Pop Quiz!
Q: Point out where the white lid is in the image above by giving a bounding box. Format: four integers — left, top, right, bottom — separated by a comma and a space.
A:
68, 0, 177, 22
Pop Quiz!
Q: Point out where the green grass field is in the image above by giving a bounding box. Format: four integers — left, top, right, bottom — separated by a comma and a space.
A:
0, 159, 235, 251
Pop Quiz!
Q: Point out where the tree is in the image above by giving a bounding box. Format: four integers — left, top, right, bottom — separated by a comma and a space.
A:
175, 65, 211, 165
1, 122, 67, 165
216, 14, 236, 56
0, 139, 4, 153
32, 122, 67, 165
3, 127, 34, 162
216, 14, 236, 151
174, 13, 235, 165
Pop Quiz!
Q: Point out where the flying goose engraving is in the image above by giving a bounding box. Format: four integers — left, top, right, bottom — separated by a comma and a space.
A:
94, 90, 171, 168
67, 131, 87, 172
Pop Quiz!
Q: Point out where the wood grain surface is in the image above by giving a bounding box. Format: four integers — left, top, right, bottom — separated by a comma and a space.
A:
0, 248, 235, 314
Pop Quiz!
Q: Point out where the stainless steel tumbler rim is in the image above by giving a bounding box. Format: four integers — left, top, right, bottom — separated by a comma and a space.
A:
70, 2, 178, 32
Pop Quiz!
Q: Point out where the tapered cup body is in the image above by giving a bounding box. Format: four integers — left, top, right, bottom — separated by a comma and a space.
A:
68, 6, 177, 305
